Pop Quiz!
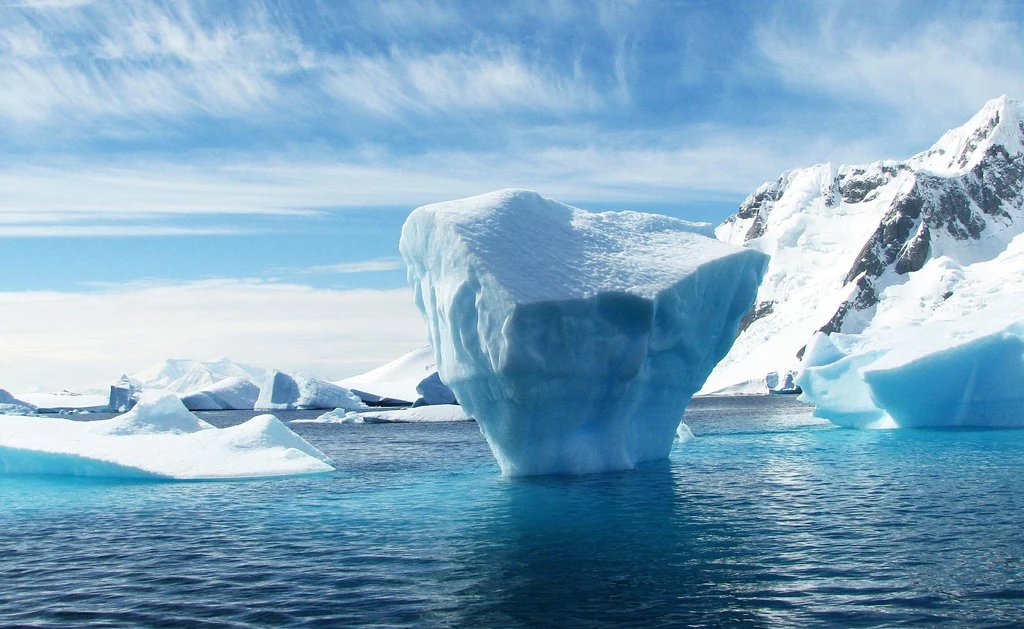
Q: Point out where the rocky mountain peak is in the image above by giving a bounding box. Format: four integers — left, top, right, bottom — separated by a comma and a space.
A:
911, 95, 1024, 175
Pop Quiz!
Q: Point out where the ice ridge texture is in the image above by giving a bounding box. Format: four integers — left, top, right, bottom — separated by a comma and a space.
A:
400, 189, 768, 475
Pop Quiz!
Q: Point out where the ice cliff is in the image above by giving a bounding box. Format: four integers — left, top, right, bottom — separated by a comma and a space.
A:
400, 189, 767, 475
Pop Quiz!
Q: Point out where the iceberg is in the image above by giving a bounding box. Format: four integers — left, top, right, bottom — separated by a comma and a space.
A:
412, 372, 458, 406
179, 376, 260, 411
400, 189, 768, 475
798, 321, 1024, 429
255, 370, 368, 411
297, 404, 472, 424
338, 345, 456, 406
0, 394, 334, 479
108, 375, 138, 412
0, 390, 35, 416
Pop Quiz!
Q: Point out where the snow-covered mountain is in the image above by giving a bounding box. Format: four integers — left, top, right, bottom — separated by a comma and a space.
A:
702, 95, 1024, 394
128, 358, 265, 395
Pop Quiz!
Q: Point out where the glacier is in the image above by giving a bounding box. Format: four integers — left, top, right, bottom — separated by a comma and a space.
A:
255, 370, 368, 411
400, 189, 767, 475
0, 394, 334, 479
703, 95, 1024, 397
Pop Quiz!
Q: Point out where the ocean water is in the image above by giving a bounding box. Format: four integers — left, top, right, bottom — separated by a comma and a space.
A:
2, 396, 1024, 628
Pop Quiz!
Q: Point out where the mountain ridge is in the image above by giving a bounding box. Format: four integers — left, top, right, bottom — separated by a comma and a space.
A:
703, 95, 1024, 394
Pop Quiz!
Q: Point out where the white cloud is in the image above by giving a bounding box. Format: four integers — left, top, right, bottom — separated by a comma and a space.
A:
304, 257, 406, 274
0, 224, 261, 237
756, 8, 1024, 134
0, 1, 314, 124
0, 279, 427, 392
0, 123, 893, 231
323, 45, 602, 117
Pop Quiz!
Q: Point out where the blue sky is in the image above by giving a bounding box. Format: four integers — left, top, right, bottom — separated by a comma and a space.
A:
1, 0, 1022, 390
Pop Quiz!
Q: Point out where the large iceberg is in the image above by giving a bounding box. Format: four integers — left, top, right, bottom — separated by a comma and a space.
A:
400, 189, 768, 475
0, 394, 334, 479
255, 370, 368, 411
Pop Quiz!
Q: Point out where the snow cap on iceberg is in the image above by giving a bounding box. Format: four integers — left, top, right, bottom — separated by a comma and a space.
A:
400, 189, 768, 476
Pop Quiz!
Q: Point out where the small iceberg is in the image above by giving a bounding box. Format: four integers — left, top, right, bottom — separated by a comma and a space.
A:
255, 370, 367, 411
798, 315, 1024, 429
0, 394, 335, 479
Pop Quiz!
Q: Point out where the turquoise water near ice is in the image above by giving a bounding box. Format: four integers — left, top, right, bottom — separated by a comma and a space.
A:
2, 396, 1024, 627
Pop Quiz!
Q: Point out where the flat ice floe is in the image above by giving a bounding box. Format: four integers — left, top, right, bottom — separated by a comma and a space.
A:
400, 189, 767, 475
0, 394, 335, 479
296, 404, 472, 424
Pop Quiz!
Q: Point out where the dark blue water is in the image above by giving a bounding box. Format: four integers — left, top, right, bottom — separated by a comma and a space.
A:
3, 397, 1024, 628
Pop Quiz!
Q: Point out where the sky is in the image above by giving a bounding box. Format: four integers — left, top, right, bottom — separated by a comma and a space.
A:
1, 0, 1022, 391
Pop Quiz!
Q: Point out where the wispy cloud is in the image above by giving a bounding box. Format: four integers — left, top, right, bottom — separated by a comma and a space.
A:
323, 45, 602, 117
756, 3, 1024, 134
0, 1, 314, 126
0, 224, 261, 237
303, 257, 405, 274
0, 279, 427, 391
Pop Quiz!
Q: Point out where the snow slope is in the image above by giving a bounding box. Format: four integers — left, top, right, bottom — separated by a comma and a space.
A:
15, 390, 109, 412
705, 95, 1024, 395
401, 189, 767, 475
129, 358, 265, 395
0, 394, 334, 479
336, 345, 456, 405
797, 228, 1024, 428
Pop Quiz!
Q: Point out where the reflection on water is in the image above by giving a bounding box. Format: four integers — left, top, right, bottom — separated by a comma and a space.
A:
2, 396, 1024, 627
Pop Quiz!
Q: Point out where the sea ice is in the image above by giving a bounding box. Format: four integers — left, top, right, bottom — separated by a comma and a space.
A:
255, 370, 368, 411
180, 376, 260, 411
400, 189, 767, 475
0, 394, 334, 479
296, 404, 472, 424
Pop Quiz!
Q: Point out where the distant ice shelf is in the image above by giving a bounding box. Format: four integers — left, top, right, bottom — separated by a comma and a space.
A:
0, 394, 335, 479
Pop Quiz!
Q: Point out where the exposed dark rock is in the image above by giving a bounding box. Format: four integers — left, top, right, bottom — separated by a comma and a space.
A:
738, 300, 775, 334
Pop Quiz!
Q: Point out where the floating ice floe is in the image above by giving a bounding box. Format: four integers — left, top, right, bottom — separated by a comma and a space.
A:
296, 404, 472, 424
676, 422, 695, 443
798, 309, 1024, 429
400, 189, 767, 475
0, 394, 334, 479
255, 370, 367, 411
